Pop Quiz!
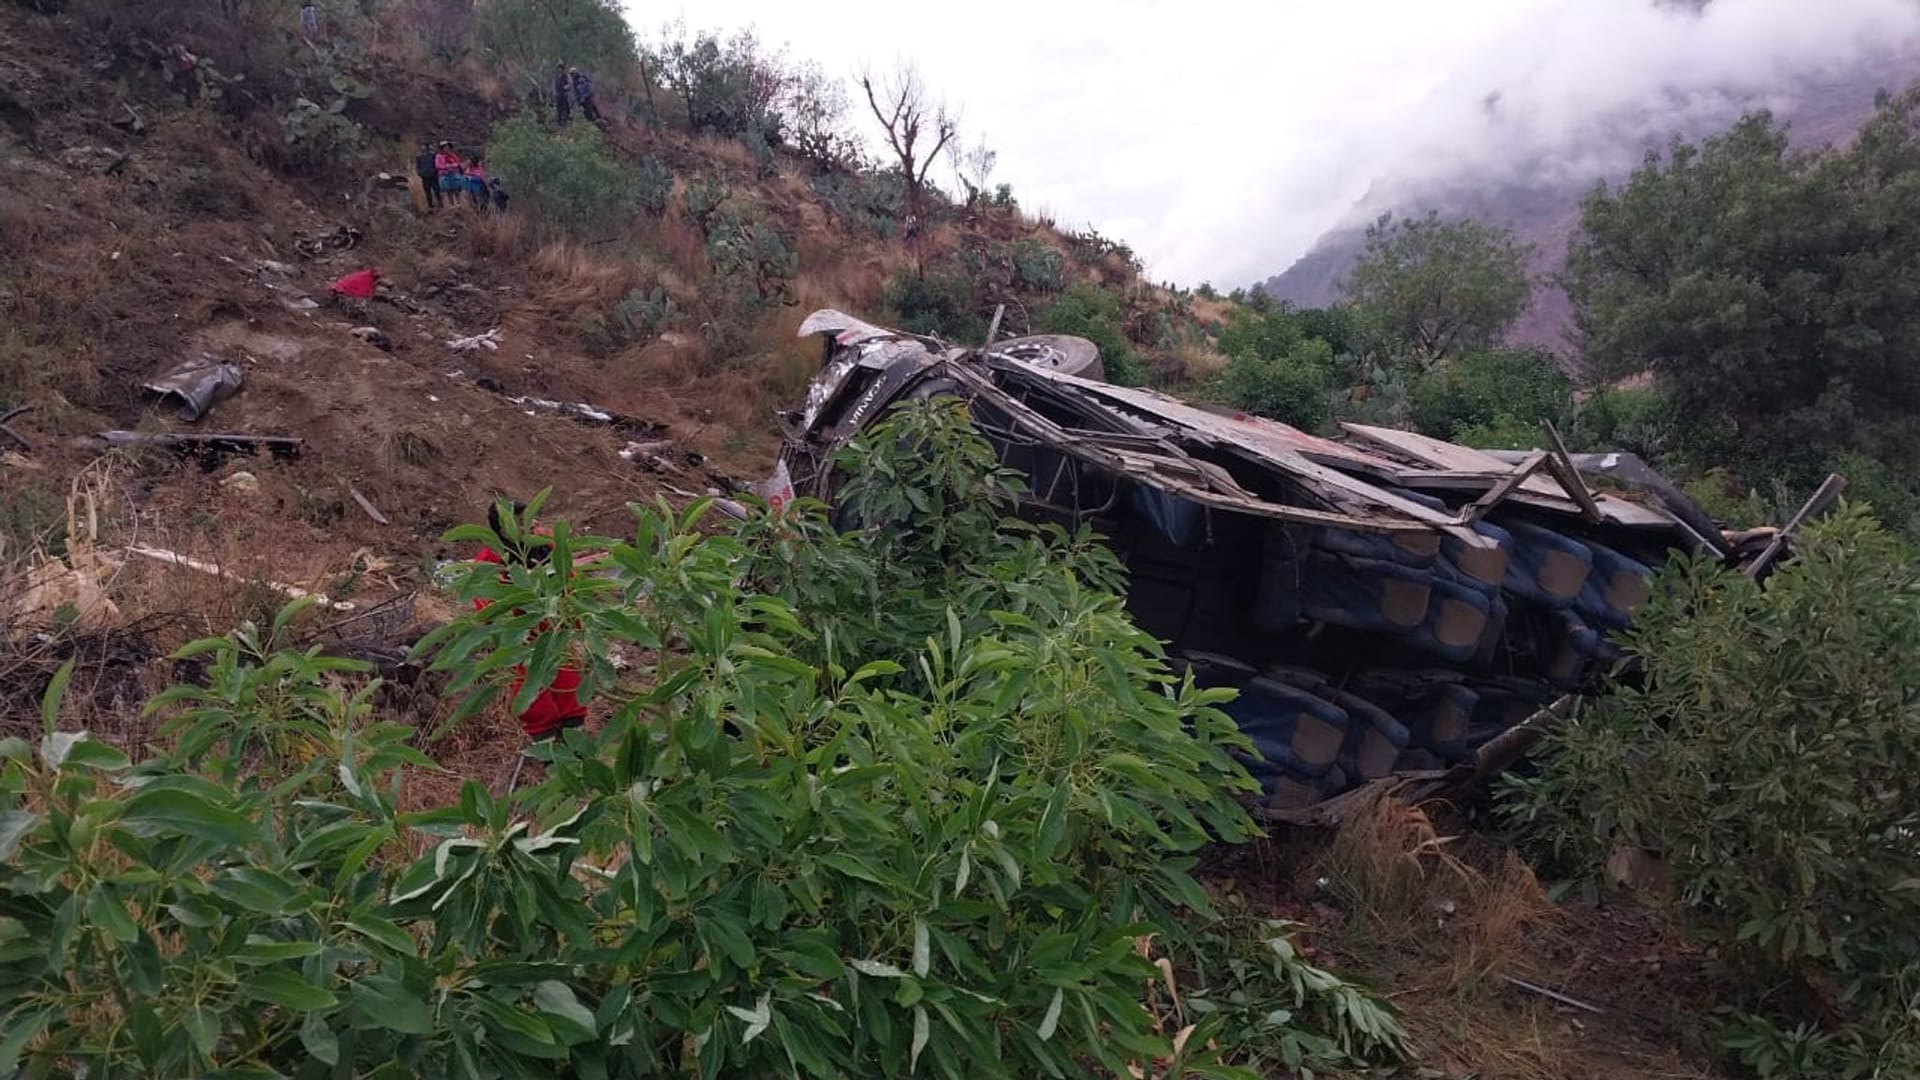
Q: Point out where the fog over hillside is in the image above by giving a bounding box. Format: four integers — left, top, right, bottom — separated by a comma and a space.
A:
1259, 0, 1920, 348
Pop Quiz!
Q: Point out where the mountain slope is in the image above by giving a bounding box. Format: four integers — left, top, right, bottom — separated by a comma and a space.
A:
1259, 59, 1914, 352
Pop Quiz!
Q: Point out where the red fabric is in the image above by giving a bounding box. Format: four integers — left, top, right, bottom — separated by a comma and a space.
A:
474, 545, 586, 737
330, 268, 380, 299
435, 150, 464, 175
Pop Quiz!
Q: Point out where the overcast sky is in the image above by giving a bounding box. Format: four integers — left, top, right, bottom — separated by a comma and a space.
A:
628, 0, 1920, 288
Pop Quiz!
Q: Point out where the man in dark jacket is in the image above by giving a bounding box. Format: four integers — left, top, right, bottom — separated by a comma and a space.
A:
413, 141, 441, 210
553, 63, 572, 125
570, 67, 602, 124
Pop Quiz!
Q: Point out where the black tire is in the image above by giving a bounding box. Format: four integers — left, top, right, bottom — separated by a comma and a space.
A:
985, 335, 1104, 382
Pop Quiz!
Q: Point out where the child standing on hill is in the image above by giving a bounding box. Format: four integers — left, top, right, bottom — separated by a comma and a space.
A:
434, 141, 465, 203
463, 158, 491, 208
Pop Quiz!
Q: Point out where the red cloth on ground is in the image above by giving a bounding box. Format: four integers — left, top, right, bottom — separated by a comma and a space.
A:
474, 545, 586, 737
330, 268, 380, 299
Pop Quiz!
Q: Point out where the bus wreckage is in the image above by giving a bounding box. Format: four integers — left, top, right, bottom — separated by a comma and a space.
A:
766, 309, 1802, 819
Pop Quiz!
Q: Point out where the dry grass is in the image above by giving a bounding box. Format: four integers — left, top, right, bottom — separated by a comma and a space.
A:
1174, 340, 1229, 380
527, 240, 656, 314
691, 132, 753, 171
633, 213, 709, 284
467, 210, 531, 260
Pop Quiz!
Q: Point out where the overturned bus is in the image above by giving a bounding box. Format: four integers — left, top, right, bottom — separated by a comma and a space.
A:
766, 309, 1745, 816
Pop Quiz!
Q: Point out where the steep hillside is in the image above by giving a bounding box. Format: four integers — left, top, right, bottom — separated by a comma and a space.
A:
1259, 58, 1913, 352
0, 0, 1204, 640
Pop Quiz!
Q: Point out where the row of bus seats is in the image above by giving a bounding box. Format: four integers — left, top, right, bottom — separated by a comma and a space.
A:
1178, 651, 1566, 815
1252, 504, 1653, 688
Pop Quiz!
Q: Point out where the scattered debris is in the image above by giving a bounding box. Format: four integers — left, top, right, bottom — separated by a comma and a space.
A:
446, 328, 503, 352
348, 325, 393, 352
0, 405, 33, 450
125, 544, 356, 613
282, 296, 320, 312
112, 102, 146, 134
142, 356, 243, 421
350, 487, 390, 525
98, 431, 302, 461
294, 224, 363, 258
219, 470, 260, 497
1499, 975, 1605, 1016
1, 451, 37, 470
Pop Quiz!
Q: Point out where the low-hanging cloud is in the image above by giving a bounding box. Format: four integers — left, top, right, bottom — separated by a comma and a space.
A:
652, 0, 1920, 287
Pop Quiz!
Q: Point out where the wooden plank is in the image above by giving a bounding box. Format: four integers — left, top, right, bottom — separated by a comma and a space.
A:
1542, 420, 1603, 522
1744, 473, 1847, 578
1343, 421, 1680, 530
1024, 375, 1495, 547
1466, 450, 1549, 522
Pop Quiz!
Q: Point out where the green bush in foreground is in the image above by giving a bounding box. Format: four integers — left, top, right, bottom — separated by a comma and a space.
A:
1500, 505, 1920, 1078
0, 401, 1404, 1077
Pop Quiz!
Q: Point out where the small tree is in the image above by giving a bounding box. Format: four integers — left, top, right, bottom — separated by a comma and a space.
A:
947, 135, 997, 207
858, 61, 957, 225
485, 114, 628, 237
782, 60, 858, 169
1342, 211, 1531, 366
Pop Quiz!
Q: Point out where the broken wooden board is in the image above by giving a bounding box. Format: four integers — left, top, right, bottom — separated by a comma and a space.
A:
1339, 422, 1679, 530
1004, 368, 1498, 549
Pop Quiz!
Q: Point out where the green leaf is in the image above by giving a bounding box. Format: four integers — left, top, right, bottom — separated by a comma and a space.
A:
851, 958, 906, 978
41, 658, 74, 734
533, 981, 597, 1044
183, 1005, 220, 1057
0, 810, 37, 862
299, 1013, 340, 1066
910, 1004, 930, 1072
248, 967, 339, 1011
344, 916, 417, 956
210, 867, 305, 914
350, 975, 434, 1035
121, 787, 262, 846
1037, 987, 1064, 1041
85, 886, 139, 944
0, 1010, 50, 1074
912, 919, 930, 978
726, 992, 772, 1046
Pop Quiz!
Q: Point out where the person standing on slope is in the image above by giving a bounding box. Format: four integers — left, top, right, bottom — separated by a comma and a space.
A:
299, 1, 320, 38
570, 67, 602, 125
463, 157, 491, 209
553, 63, 573, 125
472, 501, 589, 743
433, 141, 465, 204
413, 141, 442, 211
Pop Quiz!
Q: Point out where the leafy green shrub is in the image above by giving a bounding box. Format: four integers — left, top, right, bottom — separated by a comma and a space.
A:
614, 285, 677, 340
990, 183, 1016, 210
1037, 284, 1146, 386
706, 216, 797, 309
0, 403, 1408, 1078
681, 173, 730, 237
1565, 384, 1675, 459
635, 156, 674, 217
1218, 338, 1338, 430
1404, 348, 1571, 443
1010, 238, 1064, 293
1449, 414, 1542, 451
1499, 505, 1920, 1077
486, 113, 629, 237
882, 270, 986, 344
